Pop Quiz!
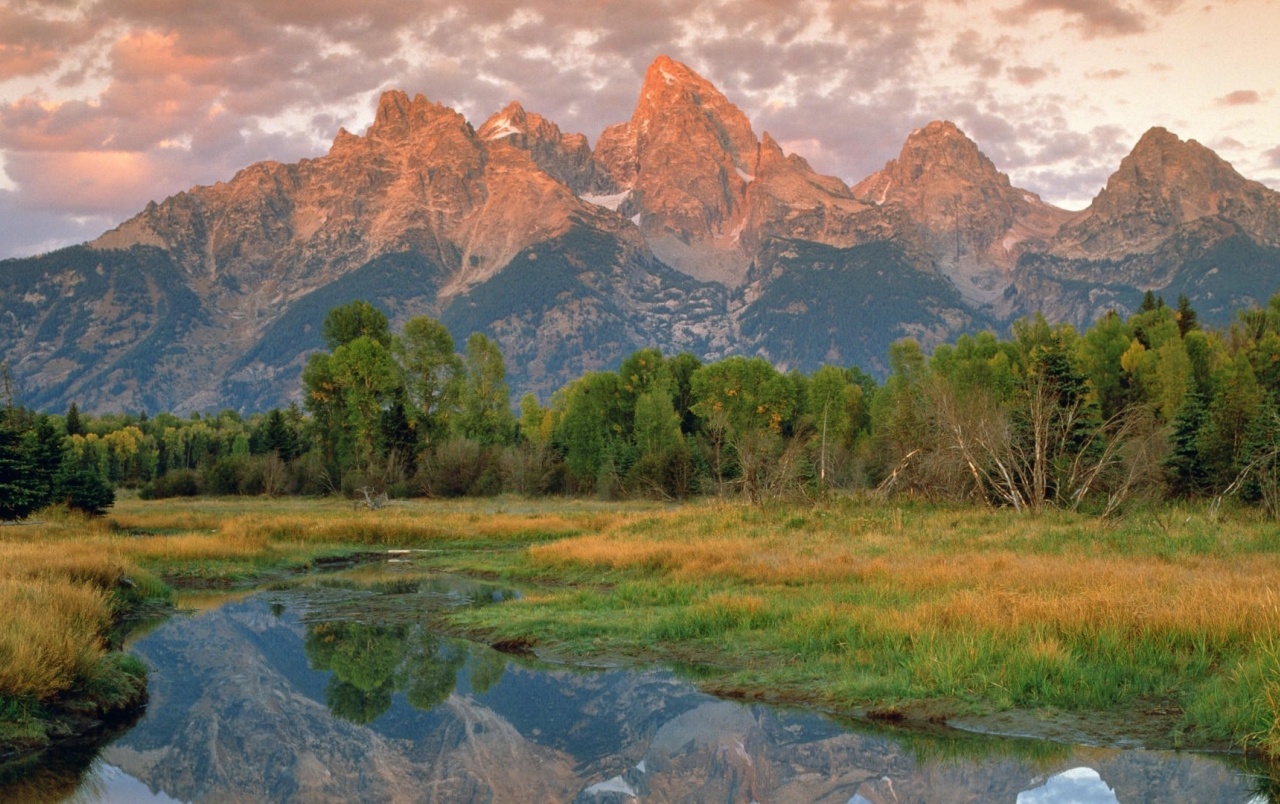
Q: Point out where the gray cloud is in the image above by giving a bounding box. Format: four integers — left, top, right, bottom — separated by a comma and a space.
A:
950, 30, 1004, 78
0, 188, 117, 259
1266, 145, 1280, 170
997, 0, 1149, 38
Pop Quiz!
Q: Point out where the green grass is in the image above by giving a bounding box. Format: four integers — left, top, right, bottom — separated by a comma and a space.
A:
434, 497, 1280, 761
8, 494, 1280, 766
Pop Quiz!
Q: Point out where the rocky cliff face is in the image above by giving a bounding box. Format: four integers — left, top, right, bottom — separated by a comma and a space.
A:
2, 55, 1279, 414
94, 89, 621, 300
1052, 127, 1280, 259
594, 55, 760, 285
852, 121, 1075, 307
740, 133, 890, 253
1010, 126, 1280, 323
477, 101, 611, 196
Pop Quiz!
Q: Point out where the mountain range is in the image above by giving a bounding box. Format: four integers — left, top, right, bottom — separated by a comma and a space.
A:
3, 55, 1279, 414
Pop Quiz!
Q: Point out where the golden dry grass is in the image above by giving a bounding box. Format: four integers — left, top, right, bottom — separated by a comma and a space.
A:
0, 517, 162, 706
10, 494, 1280, 757
104, 495, 648, 556
0, 533, 130, 704
528, 504, 1280, 653
0, 577, 110, 700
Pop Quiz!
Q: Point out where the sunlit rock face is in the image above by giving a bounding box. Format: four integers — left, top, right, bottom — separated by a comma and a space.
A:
1011, 126, 1280, 325
852, 121, 1075, 307
1051, 127, 1280, 259
593, 55, 760, 286
3, 56, 1279, 414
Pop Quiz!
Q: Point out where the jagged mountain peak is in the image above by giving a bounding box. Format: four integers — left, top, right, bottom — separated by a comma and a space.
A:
1108, 125, 1253, 199
755, 131, 817, 177
368, 90, 465, 141
905, 119, 973, 146
477, 100, 605, 194
850, 119, 1073, 306
631, 56, 757, 168
591, 55, 760, 284
1052, 125, 1280, 257
478, 101, 530, 140
855, 120, 1010, 200
639, 55, 723, 102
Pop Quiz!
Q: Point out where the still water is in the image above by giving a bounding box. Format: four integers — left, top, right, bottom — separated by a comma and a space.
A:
3, 565, 1274, 802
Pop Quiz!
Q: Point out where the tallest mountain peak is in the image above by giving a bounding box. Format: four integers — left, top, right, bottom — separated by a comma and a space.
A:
590, 54, 760, 283
643, 55, 703, 87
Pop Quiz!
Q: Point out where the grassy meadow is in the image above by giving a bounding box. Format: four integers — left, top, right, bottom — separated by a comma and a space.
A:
5, 494, 1280, 764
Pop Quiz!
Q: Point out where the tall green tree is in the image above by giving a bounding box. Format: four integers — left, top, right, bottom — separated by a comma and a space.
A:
457, 333, 515, 446
806, 365, 854, 487
395, 316, 463, 445
1078, 311, 1136, 419
667, 352, 703, 435
1199, 352, 1265, 489
691, 356, 798, 498
555, 371, 628, 485
322, 300, 391, 350
0, 416, 39, 520
1175, 294, 1199, 337
65, 402, 85, 436
257, 408, 302, 461
332, 336, 401, 471
302, 351, 348, 469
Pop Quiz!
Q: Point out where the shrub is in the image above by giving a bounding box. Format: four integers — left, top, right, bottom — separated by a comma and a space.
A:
204, 456, 250, 495
418, 438, 499, 497
139, 469, 201, 500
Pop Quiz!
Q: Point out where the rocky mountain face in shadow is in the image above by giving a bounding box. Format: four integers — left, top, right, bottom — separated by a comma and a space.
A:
3, 56, 1278, 412
83, 591, 1256, 803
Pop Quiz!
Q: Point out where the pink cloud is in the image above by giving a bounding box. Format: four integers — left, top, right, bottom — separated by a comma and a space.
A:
3, 150, 166, 213
1007, 65, 1051, 85
950, 30, 1003, 78
0, 6, 91, 79
1216, 90, 1261, 106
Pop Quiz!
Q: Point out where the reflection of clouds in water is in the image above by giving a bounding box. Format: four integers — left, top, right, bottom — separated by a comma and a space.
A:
68, 762, 186, 804
1017, 766, 1118, 804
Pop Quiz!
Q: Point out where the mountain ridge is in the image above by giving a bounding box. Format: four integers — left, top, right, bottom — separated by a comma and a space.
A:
4, 55, 1280, 413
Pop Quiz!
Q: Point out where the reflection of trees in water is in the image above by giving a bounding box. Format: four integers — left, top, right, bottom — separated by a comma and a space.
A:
304, 621, 496, 724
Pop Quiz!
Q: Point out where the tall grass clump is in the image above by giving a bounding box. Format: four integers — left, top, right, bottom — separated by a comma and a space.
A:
0, 517, 166, 751
0, 578, 110, 701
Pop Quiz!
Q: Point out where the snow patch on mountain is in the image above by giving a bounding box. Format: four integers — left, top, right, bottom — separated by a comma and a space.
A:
581, 190, 631, 211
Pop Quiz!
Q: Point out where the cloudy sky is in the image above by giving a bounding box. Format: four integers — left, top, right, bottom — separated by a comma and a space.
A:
1, 0, 1278, 259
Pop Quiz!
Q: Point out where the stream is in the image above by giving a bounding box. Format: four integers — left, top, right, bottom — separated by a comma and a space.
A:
2, 563, 1275, 802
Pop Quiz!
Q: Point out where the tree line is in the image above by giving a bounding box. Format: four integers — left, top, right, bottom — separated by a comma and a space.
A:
0, 384, 115, 519
5, 291, 1280, 518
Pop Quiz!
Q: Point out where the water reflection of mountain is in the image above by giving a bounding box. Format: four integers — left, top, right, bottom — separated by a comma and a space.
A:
90, 588, 1260, 803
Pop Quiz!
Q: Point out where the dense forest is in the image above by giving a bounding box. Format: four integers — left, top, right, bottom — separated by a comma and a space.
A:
4, 290, 1280, 517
